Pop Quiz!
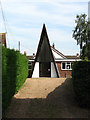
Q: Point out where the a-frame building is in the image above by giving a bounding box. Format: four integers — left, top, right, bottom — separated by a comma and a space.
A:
31, 24, 60, 78
27, 24, 81, 78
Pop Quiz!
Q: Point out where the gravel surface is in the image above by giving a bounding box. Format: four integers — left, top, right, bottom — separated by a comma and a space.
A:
5, 78, 88, 118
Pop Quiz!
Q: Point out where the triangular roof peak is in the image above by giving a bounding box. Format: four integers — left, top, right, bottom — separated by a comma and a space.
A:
43, 23, 45, 27
43, 23, 46, 27
31, 24, 59, 78
41, 24, 48, 35
34, 24, 52, 62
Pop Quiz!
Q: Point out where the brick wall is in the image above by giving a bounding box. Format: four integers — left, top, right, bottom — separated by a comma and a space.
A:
56, 62, 72, 78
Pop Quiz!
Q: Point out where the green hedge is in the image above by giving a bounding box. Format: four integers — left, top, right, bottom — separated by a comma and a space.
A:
87, 43, 90, 60
81, 43, 90, 60
2, 47, 28, 115
72, 61, 90, 108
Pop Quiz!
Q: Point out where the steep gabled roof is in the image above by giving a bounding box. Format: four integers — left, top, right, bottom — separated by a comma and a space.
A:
31, 24, 59, 77
51, 46, 80, 60
51, 46, 67, 59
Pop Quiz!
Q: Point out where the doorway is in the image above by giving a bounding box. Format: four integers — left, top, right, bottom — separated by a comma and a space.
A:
39, 62, 51, 77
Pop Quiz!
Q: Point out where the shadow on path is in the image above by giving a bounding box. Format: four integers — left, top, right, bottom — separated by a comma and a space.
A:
5, 78, 88, 118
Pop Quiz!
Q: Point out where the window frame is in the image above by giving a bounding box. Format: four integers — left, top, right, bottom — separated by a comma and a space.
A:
61, 62, 72, 70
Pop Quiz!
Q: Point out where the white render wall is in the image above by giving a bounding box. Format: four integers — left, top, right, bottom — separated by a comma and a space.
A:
32, 62, 39, 78
51, 62, 57, 78
32, 62, 58, 78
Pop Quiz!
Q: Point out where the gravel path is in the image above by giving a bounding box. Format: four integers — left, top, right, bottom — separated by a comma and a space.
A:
5, 78, 88, 118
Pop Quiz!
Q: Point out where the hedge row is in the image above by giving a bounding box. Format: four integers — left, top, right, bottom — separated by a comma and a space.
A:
2, 47, 28, 115
81, 43, 90, 60
72, 61, 90, 108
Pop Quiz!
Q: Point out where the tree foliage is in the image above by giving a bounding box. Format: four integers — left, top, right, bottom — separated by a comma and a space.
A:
72, 14, 90, 59
73, 14, 88, 48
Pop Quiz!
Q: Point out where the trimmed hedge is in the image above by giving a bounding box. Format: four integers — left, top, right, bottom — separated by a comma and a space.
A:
2, 47, 28, 115
87, 43, 90, 60
72, 61, 90, 108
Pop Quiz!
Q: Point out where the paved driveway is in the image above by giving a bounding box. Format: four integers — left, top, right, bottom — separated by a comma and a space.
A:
5, 78, 88, 118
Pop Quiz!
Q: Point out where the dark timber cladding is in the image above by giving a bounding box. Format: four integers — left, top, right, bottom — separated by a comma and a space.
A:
31, 24, 59, 77
39, 62, 51, 77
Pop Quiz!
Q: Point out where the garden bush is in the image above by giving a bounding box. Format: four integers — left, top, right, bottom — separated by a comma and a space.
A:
2, 47, 28, 115
72, 61, 90, 108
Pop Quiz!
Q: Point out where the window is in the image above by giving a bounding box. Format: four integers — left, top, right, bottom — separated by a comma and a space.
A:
62, 63, 65, 69
66, 62, 71, 69
28, 62, 32, 70
71, 63, 73, 69
61, 62, 72, 70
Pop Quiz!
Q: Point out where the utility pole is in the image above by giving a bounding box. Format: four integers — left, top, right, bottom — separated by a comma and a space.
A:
19, 41, 20, 51
88, 1, 90, 21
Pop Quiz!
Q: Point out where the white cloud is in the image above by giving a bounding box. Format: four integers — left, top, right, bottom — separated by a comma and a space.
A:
48, 29, 72, 43
2, 0, 89, 3
5, 26, 42, 54
1, 0, 88, 55
2, 0, 88, 28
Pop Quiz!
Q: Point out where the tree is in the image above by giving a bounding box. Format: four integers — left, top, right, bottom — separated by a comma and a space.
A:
72, 14, 88, 57
88, 20, 90, 60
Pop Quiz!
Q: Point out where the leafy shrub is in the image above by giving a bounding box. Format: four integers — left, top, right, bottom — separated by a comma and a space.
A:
81, 43, 90, 60
81, 45, 88, 59
72, 61, 90, 108
2, 47, 28, 115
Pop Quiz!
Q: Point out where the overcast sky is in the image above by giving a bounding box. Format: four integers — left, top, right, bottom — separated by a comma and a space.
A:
0, 0, 89, 55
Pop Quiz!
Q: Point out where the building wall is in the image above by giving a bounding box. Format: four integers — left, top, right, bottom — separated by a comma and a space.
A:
0, 33, 7, 47
28, 61, 34, 78
51, 62, 57, 78
32, 62, 39, 78
32, 61, 72, 78
32, 62, 58, 78
56, 62, 72, 78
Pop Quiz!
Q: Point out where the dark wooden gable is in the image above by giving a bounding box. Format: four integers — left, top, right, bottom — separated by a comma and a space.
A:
37, 28, 53, 62
31, 24, 59, 77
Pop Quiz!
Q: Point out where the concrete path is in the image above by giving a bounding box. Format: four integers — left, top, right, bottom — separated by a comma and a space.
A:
5, 78, 88, 118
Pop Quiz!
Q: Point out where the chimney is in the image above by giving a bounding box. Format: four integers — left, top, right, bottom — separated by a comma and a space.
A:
33, 53, 35, 57
76, 53, 79, 57
24, 51, 26, 56
52, 43, 55, 48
